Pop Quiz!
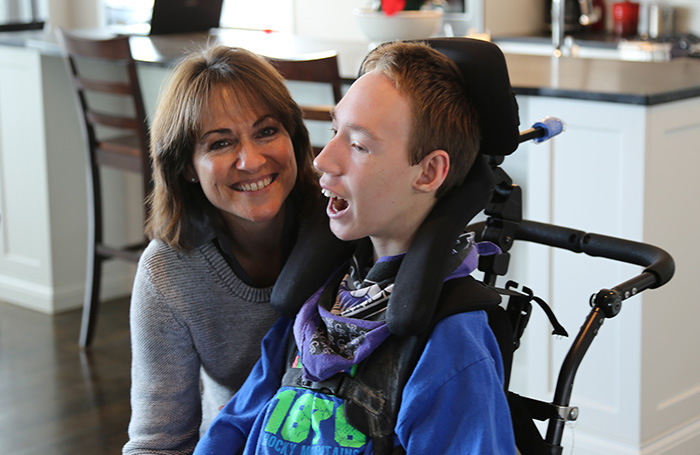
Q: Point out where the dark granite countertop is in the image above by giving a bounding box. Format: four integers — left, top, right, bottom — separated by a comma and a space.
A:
504, 52, 700, 105
3, 28, 700, 106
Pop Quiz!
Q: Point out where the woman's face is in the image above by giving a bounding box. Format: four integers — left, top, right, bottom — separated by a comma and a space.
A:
187, 86, 298, 233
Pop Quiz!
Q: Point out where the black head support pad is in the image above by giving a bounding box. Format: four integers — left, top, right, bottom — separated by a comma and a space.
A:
385, 38, 520, 335
272, 38, 520, 335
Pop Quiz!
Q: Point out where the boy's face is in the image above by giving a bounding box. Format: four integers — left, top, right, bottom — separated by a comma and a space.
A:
314, 70, 430, 258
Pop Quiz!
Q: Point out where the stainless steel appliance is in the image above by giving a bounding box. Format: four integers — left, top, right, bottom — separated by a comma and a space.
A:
441, 0, 485, 36
0, 0, 44, 32
441, 0, 551, 38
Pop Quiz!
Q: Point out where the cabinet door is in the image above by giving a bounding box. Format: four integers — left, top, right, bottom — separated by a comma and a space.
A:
641, 97, 700, 447
504, 95, 648, 453
0, 45, 53, 311
0, 48, 152, 314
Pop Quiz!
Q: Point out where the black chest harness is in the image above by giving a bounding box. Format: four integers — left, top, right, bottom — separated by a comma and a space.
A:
280, 276, 507, 455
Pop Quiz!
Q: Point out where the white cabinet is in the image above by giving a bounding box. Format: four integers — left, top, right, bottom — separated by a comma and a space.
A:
0, 46, 137, 313
0, 45, 54, 312
501, 94, 700, 454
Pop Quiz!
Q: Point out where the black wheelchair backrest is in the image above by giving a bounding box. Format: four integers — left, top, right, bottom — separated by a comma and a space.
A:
272, 38, 521, 337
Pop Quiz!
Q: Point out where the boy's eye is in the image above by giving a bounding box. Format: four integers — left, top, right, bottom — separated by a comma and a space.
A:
351, 141, 368, 153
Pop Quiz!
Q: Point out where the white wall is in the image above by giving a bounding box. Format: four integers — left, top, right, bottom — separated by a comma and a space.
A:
293, 0, 546, 41
484, 0, 546, 36
41, 0, 700, 38
293, 0, 367, 41
293, 0, 700, 40
46, 0, 103, 30
634, 0, 700, 35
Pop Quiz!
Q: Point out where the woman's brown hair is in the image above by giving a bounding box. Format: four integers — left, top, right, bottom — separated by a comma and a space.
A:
146, 46, 318, 251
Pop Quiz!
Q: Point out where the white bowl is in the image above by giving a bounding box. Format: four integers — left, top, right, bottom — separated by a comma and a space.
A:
353, 8, 444, 44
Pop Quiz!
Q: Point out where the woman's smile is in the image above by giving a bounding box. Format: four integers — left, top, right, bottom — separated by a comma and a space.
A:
232, 174, 276, 192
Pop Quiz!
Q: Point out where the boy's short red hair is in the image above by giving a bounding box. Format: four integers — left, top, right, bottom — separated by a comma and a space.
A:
361, 41, 480, 199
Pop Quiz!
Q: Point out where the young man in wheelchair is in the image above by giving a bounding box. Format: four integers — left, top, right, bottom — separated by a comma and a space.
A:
194, 41, 517, 455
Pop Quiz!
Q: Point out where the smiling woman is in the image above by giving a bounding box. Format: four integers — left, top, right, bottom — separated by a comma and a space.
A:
122, 46, 331, 455
185, 90, 298, 249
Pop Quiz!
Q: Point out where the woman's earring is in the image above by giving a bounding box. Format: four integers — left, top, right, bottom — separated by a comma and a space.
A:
191, 177, 197, 182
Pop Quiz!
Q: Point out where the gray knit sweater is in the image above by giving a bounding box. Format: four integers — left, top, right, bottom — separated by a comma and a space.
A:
123, 239, 280, 455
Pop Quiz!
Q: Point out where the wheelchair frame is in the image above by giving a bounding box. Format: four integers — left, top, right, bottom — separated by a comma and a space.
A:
468, 125, 675, 455
271, 37, 677, 455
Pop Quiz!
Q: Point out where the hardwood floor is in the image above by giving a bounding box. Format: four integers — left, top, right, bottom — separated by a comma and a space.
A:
0, 298, 131, 455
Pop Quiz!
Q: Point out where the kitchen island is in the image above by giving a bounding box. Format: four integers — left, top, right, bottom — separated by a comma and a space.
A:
1, 28, 699, 455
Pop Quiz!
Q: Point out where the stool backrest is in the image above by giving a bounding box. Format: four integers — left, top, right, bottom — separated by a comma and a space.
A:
59, 31, 151, 178
58, 30, 152, 347
267, 52, 343, 155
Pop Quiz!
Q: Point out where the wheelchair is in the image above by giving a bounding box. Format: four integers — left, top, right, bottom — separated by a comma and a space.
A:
272, 37, 675, 455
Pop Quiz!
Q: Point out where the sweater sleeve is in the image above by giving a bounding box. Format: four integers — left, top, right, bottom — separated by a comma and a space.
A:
395, 311, 517, 455
123, 252, 204, 455
194, 318, 293, 455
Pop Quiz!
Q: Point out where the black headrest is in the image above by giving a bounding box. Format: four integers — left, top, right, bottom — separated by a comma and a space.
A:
271, 157, 494, 325
385, 38, 520, 335
272, 38, 520, 335
271, 200, 355, 318
387, 155, 494, 335
362, 38, 520, 157
423, 38, 520, 155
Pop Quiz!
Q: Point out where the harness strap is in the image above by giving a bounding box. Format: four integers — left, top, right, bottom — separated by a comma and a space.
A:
507, 392, 557, 453
281, 367, 346, 396
282, 276, 503, 455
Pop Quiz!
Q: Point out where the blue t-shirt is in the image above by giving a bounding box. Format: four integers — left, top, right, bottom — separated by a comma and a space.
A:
194, 309, 516, 455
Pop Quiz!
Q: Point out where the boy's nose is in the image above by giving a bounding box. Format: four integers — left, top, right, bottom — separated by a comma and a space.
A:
313, 140, 340, 176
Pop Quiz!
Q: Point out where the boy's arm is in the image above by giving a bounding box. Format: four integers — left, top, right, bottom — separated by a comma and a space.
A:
395, 311, 517, 454
194, 317, 293, 455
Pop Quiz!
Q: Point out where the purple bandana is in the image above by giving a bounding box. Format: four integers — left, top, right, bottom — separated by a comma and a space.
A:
293, 232, 500, 382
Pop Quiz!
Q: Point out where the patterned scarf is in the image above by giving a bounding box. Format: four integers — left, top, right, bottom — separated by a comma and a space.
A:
293, 232, 499, 382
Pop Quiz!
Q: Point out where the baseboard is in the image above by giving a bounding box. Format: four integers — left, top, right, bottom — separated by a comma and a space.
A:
0, 268, 133, 314
554, 428, 641, 455
642, 415, 700, 455
0, 274, 55, 313
547, 415, 700, 455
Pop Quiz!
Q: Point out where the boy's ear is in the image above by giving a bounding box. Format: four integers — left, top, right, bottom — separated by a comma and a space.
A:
414, 149, 449, 193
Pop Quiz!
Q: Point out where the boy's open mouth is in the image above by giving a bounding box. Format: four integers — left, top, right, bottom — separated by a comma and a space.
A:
232, 175, 274, 192
321, 188, 349, 214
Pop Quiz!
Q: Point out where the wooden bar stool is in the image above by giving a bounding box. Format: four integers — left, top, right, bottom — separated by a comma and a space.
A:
267, 52, 343, 155
58, 31, 152, 348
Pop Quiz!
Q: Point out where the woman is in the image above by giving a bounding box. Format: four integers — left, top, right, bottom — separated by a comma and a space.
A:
123, 46, 321, 454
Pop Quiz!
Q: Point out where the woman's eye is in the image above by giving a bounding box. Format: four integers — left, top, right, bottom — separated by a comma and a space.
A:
258, 125, 279, 139
329, 127, 337, 137
210, 139, 231, 151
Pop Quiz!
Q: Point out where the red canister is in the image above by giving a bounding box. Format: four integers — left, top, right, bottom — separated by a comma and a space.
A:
613, 0, 640, 36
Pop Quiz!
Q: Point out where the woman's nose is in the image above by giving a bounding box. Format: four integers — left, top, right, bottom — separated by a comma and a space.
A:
236, 143, 266, 172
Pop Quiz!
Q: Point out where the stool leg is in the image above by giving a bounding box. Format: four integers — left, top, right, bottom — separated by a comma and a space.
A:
80, 252, 102, 348
80, 160, 103, 348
